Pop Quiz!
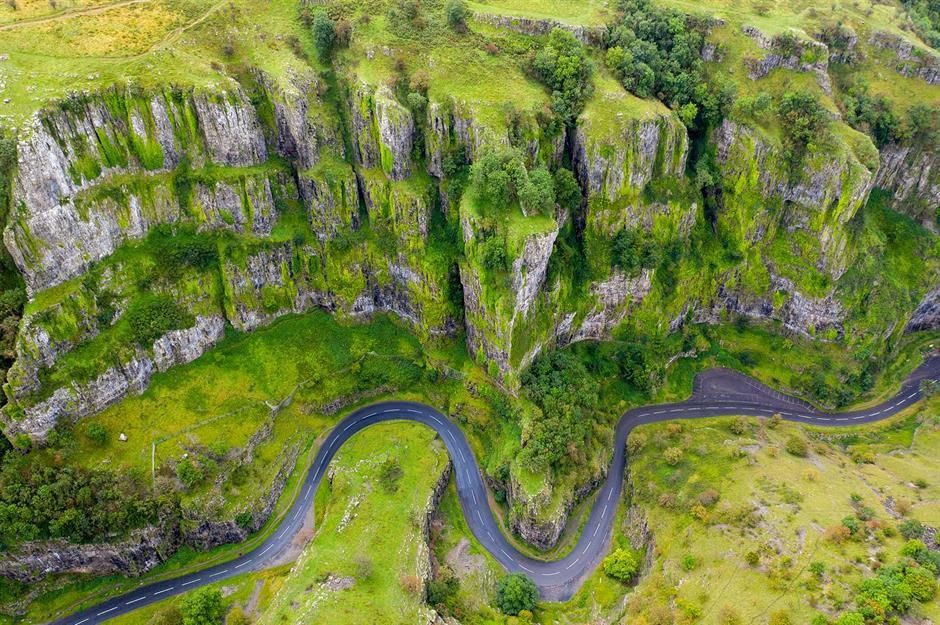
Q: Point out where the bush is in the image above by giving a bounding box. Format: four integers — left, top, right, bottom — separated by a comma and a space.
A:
85, 422, 109, 446
180, 588, 224, 625
379, 457, 403, 492
150, 605, 183, 625
603, 547, 640, 581
834, 613, 864, 625
445, 0, 468, 31
785, 436, 808, 457
225, 607, 251, 625
899, 519, 924, 540
553, 168, 581, 212
905, 565, 936, 602
176, 458, 205, 489
479, 236, 507, 272
126, 295, 194, 346
495, 573, 538, 615
664, 446, 683, 466
681, 554, 698, 571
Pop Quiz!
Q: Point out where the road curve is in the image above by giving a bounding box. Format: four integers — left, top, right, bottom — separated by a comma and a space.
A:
50, 355, 940, 624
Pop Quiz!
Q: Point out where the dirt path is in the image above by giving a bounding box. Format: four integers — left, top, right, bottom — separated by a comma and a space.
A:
0, 0, 151, 32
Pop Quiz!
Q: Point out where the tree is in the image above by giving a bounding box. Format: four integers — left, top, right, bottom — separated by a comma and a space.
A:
445, 0, 468, 31
518, 166, 555, 215
603, 547, 640, 581
532, 29, 594, 125
777, 90, 830, 172
495, 573, 538, 615
180, 588, 224, 625
553, 168, 581, 212
311, 11, 337, 60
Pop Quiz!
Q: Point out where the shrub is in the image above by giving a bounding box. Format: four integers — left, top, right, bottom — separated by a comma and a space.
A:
785, 436, 808, 457
85, 422, 109, 446
664, 446, 684, 465
603, 547, 640, 581
729, 417, 749, 435
905, 565, 936, 602
745, 551, 760, 566
825, 525, 852, 544
899, 519, 924, 539
150, 606, 183, 625
681, 554, 698, 571
445, 0, 468, 31
180, 588, 224, 625
697, 488, 720, 506
224, 608, 251, 625
478, 236, 507, 272
495, 573, 538, 615
126, 295, 194, 346
769, 611, 791, 625
379, 457, 404, 492
834, 613, 864, 625
176, 458, 205, 489
553, 168, 581, 212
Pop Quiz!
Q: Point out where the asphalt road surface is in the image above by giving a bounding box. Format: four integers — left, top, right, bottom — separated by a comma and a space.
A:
49, 355, 940, 624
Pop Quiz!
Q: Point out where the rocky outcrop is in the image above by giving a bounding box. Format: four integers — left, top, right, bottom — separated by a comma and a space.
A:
193, 175, 279, 236
869, 31, 940, 85
906, 287, 940, 333
714, 119, 876, 278
511, 229, 559, 319
742, 26, 831, 92
573, 97, 689, 234
4, 86, 274, 295
508, 467, 605, 550
573, 270, 653, 341
298, 163, 360, 240
472, 12, 606, 47
873, 143, 939, 231
349, 82, 414, 180
6, 315, 225, 439
461, 210, 561, 375
695, 274, 845, 338
0, 524, 180, 584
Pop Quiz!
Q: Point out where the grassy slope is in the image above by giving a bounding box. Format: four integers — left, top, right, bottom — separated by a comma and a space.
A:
258, 422, 448, 625
624, 397, 940, 624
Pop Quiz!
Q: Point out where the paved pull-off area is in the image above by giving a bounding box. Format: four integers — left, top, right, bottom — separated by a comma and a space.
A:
49, 356, 940, 624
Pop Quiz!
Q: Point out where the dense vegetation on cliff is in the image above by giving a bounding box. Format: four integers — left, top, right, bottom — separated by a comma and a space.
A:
0, 0, 937, 622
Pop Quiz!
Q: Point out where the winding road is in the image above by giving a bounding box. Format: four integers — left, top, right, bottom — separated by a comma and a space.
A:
50, 355, 940, 624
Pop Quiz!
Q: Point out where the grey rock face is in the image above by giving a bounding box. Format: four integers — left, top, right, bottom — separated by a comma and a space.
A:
350, 83, 414, 180
906, 287, 940, 332
695, 274, 845, 338
472, 12, 606, 46
574, 111, 688, 204
714, 119, 876, 279
7, 316, 225, 439
194, 176, 277, 236
4, 87, 271, 294
869, 31, 940, 85
511, 229, 559, 319
742, 26, 831, 91
298, 169, 360, 240
0, 525, 180, 583
874, 143, 939, 232
573, 270, 653, 341
193, 91, 267, 166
